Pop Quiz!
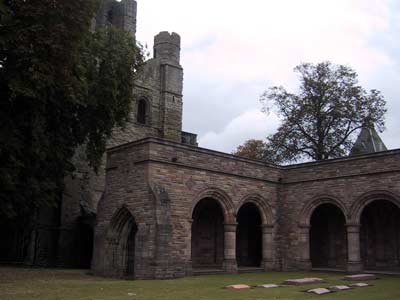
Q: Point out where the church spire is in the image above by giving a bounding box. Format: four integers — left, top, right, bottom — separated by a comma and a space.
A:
350, 120, 387, 156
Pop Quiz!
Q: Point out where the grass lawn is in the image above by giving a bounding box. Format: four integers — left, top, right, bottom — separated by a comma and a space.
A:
1, 267, 400, 300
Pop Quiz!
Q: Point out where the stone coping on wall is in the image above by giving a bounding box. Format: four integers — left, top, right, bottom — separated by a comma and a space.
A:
108, 136, 400, 166
106, 136, 400, 184
283, 148, 400, 169
107, 136, 280, 168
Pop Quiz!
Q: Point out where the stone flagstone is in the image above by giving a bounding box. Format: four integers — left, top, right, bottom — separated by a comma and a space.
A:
350, 282, 370, 287
329, 285, 351, 291
257, 284, 279, 289
225, 284, 251, 290
307, 288, 331, 295
284, 277, 324, 285
344, 274, 377, 281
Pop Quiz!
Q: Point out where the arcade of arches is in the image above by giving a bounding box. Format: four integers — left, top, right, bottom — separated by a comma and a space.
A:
100, 195, 400, 278
305, 198, 400, 272
190, 197, 273, 271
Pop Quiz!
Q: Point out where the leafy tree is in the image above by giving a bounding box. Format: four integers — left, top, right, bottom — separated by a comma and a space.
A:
233, 139, 268, 160
260, 61, 386, 164
0, 0, 144, 220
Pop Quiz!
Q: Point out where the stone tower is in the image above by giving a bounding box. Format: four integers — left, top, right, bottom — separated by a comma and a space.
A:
93, 1, 196, 147
153, 31, 184, 142
110, 31, 188, 146
95, 0, 137, 40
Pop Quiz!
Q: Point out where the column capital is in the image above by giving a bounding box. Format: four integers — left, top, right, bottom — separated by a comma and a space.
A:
261, 224, 274, 229
261, 224, 274, 234
346, 223, 361, 233
298, 224, 311, 234
223, 223, 237, 232
298, 223, 311, 229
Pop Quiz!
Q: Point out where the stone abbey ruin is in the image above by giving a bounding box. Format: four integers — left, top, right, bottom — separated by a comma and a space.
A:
1, 0, 399, 279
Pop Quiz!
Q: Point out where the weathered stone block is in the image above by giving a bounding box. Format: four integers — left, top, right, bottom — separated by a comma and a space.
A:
225, 284, 251, 290
284, 278, 324, 285
344, 274, 377, 281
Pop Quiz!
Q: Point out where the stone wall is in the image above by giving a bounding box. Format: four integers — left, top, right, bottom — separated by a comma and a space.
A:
280, 150, 400, 271
92, 138, 400, 278
92, 138, 281, 278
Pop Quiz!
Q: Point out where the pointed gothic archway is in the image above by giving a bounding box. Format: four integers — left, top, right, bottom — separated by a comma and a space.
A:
236, 202, 262, 267
107, 207, 138, 278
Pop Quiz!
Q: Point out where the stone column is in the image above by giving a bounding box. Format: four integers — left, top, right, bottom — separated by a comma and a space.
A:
298, 225, 312, 270
222, 223, 238, 273
261, 225, 275, 271
186, 219, 193, 276
346, 223, 362, 273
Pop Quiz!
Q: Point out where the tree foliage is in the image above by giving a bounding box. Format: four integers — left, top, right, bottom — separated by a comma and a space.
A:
0, 0, 144, 220
260, 62, 386, 164
233, 139, 268, 160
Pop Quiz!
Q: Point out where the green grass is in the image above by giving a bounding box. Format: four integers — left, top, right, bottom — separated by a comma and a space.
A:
1, 267, 400, 300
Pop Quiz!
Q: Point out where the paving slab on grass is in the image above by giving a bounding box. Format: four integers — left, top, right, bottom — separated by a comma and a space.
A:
307, 287, 332, 295
350, 282, 370, 287
344, 274, 377, 281
283, 277, 324, 285
329, 285, 351, 291
257, 284, 280, 289
225, 284, 251, 290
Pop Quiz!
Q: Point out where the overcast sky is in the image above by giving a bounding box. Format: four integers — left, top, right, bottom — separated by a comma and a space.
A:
135, 0, 400, 154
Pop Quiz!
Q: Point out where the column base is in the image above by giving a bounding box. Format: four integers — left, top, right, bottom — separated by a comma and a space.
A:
223, 259, 238, 274
262, 260, 276, 271
298, 259, 312, 271
185, 261, 193, 276
347, 261, 362, 273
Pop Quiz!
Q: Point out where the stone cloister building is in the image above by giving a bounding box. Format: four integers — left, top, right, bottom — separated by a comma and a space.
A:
1, 0, 399, 279
88, 0, 400, 279
92, 136, 400, 278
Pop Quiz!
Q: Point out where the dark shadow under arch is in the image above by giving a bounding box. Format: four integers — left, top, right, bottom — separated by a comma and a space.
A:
236, 202, 262, 267
191, 198, 224, 268
360, 200, 400, 271
310, 203, 347, 269
137, 98, 149, 125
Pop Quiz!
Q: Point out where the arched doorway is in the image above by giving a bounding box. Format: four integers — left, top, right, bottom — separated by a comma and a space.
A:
125, 223, 138, 277
108, 207, 138, 278
191, 198, 224, 269
360, 200, 400, 271
236, 203, 262, 267
310, 203, 347, 269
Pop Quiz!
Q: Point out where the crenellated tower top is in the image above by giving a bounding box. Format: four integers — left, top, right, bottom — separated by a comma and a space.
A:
154, 31, 181, 63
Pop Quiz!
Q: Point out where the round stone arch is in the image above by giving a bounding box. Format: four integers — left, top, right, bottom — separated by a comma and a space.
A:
104, 205, 138, 278
190, 188, 234, 269
349, 190, 400, 224
299, 195, 349, 269
235, 194, 274, 226
235, 194, 275, 268
191, 187, 235, 223
299, 195, 349, 226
